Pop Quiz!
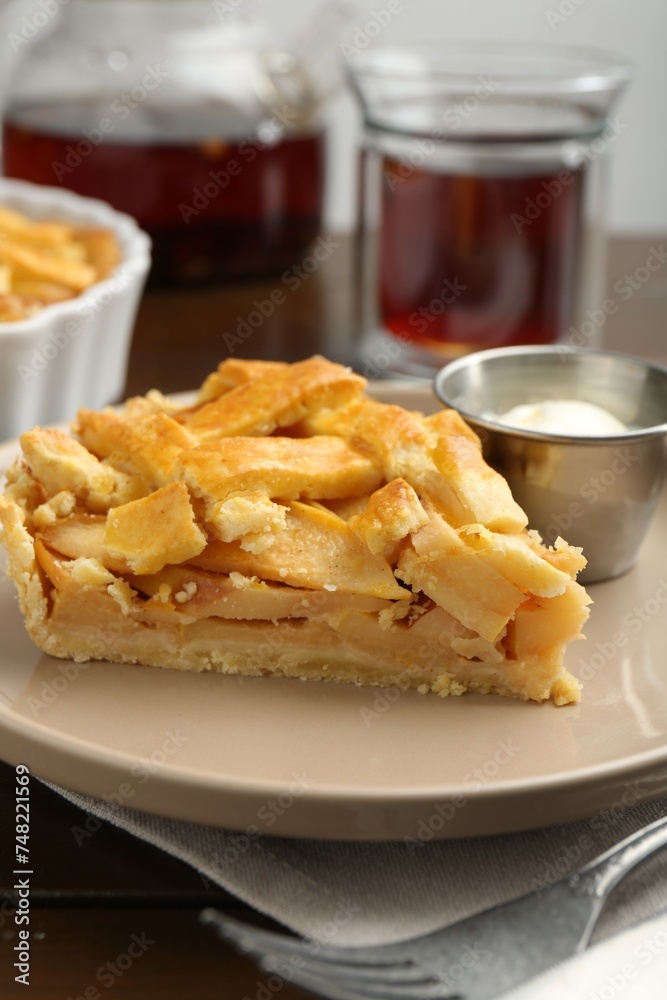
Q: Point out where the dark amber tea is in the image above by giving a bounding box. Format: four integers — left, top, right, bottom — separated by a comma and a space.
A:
379, 156, 584, 355
3, 111, 325, 286
347, 42, 629, 376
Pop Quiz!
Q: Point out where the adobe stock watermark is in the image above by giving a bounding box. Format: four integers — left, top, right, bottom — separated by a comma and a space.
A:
587, 779, 655, 839
204, 896, 361, 1000
542, 447, 640, 544
545, 0, 589, 30
340, 0, 413, 59
563, 244, 667, 350
384, 75, 500, 192
238, 954, 306, 1000
199, 772, 313, 886
26, 619, 130, 717
27, 660, 91, 718
532, 829, 603, 895
574, 579, 667, 685
511, 117, 628, 235
404, 739, 521, 853
361, 328, 412, 379
358, 607, 498, 725
414, 942, 487, 997
51, 63, 173, 182
589, 924, 667, 1000
212, 0, 246, 16
16, 264, 136, 384
222, 235, 340, 354
531, 778, 650, 895
7, 0, 72, 53
71, 728, 190, 845
359, 686, 403, 727
408, 277, 467, 336
179, 103, 304, 224
66, 932, 155, 1000
360, 275, 467, 379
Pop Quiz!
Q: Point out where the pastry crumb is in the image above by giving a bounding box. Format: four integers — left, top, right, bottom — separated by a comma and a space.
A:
239, 530, 275, 554
229, 572, 257, 590
174, 581, 198, 603
71, 557, 115, 589
33, 490, 76, 530
107, 579, 136, 615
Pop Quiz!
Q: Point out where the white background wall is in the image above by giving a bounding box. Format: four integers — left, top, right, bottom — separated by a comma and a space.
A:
272, 0, 667, 234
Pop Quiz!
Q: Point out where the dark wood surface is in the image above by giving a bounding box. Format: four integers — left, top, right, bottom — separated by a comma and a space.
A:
0, 768, 310, 999
1, 233, 666, 996
123, 232, 356, 399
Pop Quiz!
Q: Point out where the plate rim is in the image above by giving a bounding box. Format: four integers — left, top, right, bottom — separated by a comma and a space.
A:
2, 380, 667, 839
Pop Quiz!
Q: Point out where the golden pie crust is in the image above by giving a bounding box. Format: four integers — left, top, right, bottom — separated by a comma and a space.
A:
0, 355, 590, 704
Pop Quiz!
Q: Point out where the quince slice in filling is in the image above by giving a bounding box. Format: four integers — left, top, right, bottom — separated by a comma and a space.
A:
0, 355, 590, 705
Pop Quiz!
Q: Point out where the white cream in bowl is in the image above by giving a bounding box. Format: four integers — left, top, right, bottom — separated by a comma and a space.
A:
490, 399, 627, 436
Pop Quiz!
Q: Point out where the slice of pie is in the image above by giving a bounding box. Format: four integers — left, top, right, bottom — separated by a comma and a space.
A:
0, 355, 590, 705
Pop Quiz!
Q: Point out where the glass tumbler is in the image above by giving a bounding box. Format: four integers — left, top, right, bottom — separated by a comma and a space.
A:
348, 43, 631, 378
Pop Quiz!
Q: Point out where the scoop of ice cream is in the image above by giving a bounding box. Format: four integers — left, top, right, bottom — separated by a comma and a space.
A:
494, 400, 627, 436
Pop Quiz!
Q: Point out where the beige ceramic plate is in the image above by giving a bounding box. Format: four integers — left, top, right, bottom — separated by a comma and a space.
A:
1, 384, 667, 841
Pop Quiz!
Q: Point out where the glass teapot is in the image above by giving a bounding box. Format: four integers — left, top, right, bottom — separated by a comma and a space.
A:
0, 0, 351, 285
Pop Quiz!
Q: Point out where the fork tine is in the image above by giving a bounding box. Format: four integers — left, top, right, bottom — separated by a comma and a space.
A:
201, 911, 309, 960
289, 967, 456, 1000
201, 911, 459, 1000
262, 950, 429, 984
287, 966, 460, 1000
283, 970, 377, 1000
201, 909, 410, 967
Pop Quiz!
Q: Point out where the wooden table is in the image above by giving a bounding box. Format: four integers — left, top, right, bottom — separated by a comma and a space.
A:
123, 231, 356, 400
1, 235, 665, 997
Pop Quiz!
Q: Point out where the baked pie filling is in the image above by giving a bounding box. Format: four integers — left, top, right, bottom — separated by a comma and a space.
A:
0, 356, 590, 704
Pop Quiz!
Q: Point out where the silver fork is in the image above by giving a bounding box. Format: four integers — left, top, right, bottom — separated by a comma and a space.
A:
201, 813, 667, 1000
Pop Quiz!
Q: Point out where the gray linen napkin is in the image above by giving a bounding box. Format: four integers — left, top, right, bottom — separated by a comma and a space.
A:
46, 781, 667, 950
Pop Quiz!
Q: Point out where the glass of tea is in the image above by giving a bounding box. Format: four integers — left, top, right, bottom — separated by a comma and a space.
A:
1, 0, 343, 286
347, 42, 631, 377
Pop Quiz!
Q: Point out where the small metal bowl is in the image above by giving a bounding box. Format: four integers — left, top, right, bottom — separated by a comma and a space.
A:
434, 346, 667, 583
